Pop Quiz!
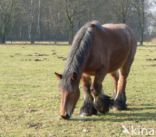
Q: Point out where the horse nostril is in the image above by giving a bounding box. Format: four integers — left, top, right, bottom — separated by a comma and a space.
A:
61, 114, 70, 120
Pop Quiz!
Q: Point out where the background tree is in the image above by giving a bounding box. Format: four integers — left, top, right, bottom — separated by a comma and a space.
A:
0, 0, 16, 43
0, 0, 155, 44
109, 0, 132, 23
132, 0, 145, 45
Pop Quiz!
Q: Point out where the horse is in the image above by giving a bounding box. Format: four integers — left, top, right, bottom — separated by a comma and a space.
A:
55, 20, 137, 119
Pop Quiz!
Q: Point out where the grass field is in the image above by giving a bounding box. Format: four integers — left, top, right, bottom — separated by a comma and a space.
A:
0, 44, 156, 137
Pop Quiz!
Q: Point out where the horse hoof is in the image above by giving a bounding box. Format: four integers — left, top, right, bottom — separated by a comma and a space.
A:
80, 101, 97, 116
94, 95, 111, 114
112, 106, 127, 111
113, 100, 127, 111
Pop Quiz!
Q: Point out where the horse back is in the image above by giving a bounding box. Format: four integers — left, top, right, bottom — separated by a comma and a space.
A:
84, 23, 137, 74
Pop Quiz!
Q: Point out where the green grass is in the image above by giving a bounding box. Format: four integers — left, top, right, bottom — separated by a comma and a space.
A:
0, 44, 156, 137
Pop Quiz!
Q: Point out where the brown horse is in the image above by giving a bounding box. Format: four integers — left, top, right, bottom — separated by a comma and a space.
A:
55, 20, 137, 119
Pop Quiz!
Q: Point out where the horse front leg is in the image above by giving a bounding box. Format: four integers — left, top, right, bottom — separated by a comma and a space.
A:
91, 70, 112, 114
80, 74, 97, 116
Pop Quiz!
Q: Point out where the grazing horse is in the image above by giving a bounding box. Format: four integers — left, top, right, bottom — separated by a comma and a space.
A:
55, 20, 137, 119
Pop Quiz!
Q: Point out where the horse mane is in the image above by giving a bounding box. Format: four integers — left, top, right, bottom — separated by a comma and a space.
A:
60, 20, 102, 92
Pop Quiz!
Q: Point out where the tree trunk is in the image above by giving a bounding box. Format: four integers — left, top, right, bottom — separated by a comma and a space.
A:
37, 0, 41, 40
65, 0, 75, 44
132, 0, 145, 45
140, 26, 144, 45
2, 34, 6, 44
69, 23, 74, 44
29, 0, 35, 44
31, 38, 35, 44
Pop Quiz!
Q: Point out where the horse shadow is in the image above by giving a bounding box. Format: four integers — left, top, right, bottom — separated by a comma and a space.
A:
71, 105, 156, 122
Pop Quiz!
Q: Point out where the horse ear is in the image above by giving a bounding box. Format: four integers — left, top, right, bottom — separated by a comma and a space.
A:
71, 72, 77, 81
55, 72, 63, 79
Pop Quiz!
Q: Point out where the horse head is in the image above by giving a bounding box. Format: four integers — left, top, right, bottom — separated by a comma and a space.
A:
55, 72, 80, 119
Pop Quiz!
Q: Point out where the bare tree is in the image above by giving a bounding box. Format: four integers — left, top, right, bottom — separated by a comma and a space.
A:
64, 0, 75, 44
0, 0, 14, 43
110, 0, 132, 23
0, 0, 155, 43
132, 0, 146, 45
37, 0, 41, 39
28, 0, 35, 44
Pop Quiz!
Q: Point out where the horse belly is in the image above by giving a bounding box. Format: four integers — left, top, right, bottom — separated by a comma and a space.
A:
108, 60, 124, 73
83, 63, 98, 75
83, 57, 105, 75
108, 48, 129, 72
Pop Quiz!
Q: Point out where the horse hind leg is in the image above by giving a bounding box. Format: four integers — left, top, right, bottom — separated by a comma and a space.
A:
110, 71, 119, 99
80, 74, 97, 116
113, 61, 133, 111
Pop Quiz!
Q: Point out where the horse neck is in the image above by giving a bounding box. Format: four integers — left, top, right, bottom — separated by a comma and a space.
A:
63, 21, 96, 88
